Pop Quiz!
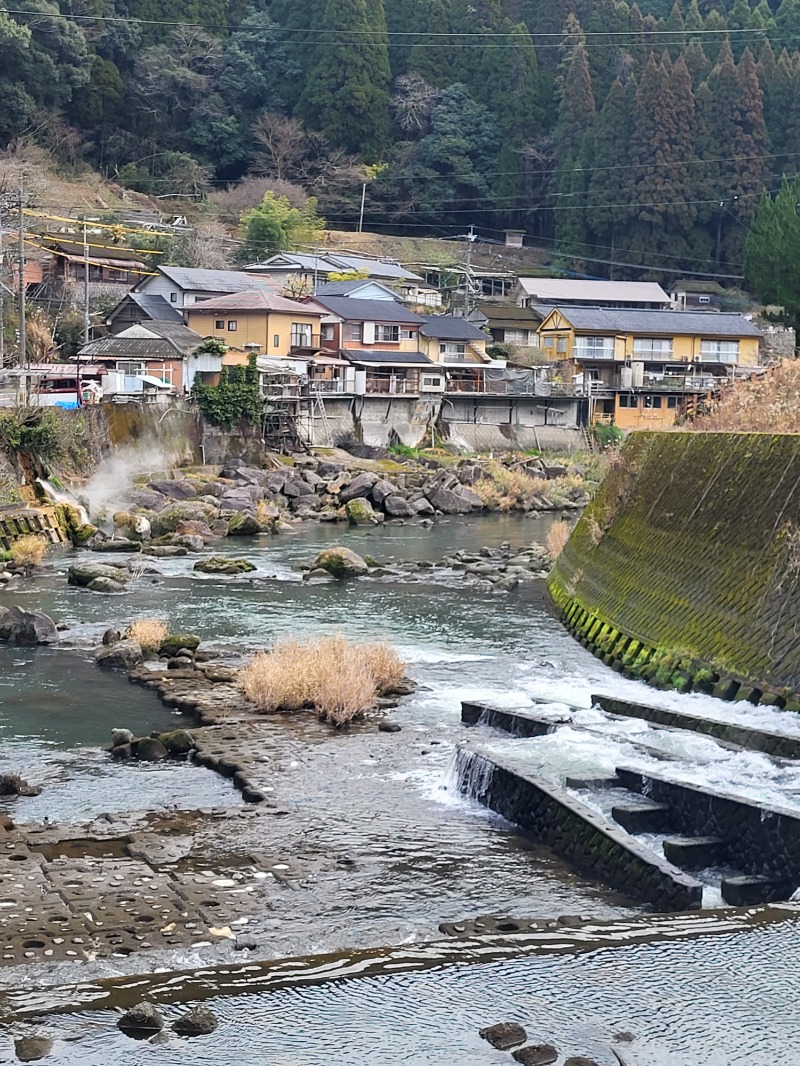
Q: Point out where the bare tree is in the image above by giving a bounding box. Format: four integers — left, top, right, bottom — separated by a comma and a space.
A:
390, 73, 439, 135
210, 177, 308, 222
173, 219, 233, 270
252, 112, 308, 182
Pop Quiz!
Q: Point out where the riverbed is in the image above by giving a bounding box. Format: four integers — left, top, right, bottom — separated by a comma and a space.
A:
1, 514, 799, 1062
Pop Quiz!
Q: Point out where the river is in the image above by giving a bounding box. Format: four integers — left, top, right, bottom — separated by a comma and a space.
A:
0, 515, 798, 1063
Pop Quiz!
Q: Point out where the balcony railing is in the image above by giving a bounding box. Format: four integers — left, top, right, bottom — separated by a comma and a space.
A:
573, 345, 614, 360
290, 333, 321, 349
365, 378, 418, 395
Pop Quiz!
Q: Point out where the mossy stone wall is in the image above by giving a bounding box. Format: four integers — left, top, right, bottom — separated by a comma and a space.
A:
549, 432, 800, 707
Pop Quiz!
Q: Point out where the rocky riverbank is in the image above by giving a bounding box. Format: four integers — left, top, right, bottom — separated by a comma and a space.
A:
67, 449, 594, 556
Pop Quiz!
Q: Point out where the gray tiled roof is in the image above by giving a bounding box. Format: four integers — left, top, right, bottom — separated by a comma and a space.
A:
309, 296, 423, 323
419, 315, 488, 340
123, 294, 184, 323
79, 323, 203, 358
155, 267, 277, 293
517, 278, 670, 303
547, 307, 762, 338
314, 280, 397, 296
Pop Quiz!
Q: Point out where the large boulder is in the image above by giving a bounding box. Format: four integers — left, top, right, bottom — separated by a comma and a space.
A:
142, 545, 188, 558
160, 633, 201, 656
90, 538, 142, 553
370, 479, 397, 505
95, 639, 143, 670
345, 498, 382, 526
339, 471, 379, 503
227, 512, 264, 536
0, 773, 42, 797
151, 502, 218, 537
148, 480, 198, 500
0, 607, 58, 646
113, 511, 152, 542
134, 736, 168, 762
310, 547, 369, 578
14, 1037, 53, 1062
87, 576, 128, 594
194, 557, 256, 575
425, 486, 473, 514
68, 562, 129, 588
384, 495, 415, 517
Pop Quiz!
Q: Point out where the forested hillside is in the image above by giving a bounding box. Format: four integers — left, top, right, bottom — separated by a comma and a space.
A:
0, 0, 797, 282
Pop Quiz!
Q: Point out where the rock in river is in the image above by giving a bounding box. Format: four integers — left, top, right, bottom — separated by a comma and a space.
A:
513, 1047, 559, 1066
0, 773, 42, 797
87, 576, 128, 594
227, 512, 264, 536
134, 736, 169, 762
172, 1007, 218, 1037
0, 606, 58, 645
160, 632, 201, 656
194, 557, 256, 575
14, 1036, 53, 1062
479, 1022, 527, 1050
118, 1002, 165, 1039
310, 547, 369, 578
68, 562, 129, 588
95, 639, 143, 670
345, 497, 382, 526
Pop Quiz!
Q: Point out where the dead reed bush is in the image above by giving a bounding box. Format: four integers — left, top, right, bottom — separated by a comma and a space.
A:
476, 462, 587, 511
238, 635, 408, 725
363, 641, 407, 693
546, 520, 571, 560
9, 534, 48, 571
690, 359, 800, 432
126, 617, 169, 651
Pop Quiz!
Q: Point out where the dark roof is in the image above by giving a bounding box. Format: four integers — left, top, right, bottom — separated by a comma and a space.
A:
78, 323, 204, 359
108, 293, 184, 325
343, 349, 434, 366
41, 237, 146, 264
477, 303, 547, 328
308, 296, 423, 323
314, 280, 398, 297
419, 315, 487, 340
544, 307, 762, 338
153, 267, 277, 294
670, 280, 725, 295
189, 290, 323, 314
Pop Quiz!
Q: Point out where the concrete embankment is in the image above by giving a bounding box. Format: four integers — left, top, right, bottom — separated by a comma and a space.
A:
548, 432, 800, 707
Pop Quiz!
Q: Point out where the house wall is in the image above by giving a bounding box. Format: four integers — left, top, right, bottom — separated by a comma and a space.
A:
419, 337, 487, 364
539, 324, 760, 368
612, 394, 681, 431
187, 310, 323, 357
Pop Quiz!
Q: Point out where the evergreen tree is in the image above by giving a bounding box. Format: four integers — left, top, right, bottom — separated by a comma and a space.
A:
407, 0, 457, 88
587, 75, 636, 263
553, 17, 596, 259
745, 177, 800, 329
684, 0, 704, 36
683, 37, 711, 85
297, 0, 391, 158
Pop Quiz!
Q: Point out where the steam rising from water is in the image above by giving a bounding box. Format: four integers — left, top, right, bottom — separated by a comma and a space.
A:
82, 438, 182, 519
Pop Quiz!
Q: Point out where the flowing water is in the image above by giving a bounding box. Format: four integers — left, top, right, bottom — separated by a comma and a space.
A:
1, 515, 799, 1061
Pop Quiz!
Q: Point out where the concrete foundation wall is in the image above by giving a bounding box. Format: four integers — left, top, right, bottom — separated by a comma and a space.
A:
549, 433, 800, 707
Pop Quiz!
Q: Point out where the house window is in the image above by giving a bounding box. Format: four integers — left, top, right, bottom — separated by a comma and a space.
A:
575, 335, 613, 356
215, 320, 225, 330
618, 394, 636, 408
643, 394, 662, 409
273, 335, 280, 348
421, 375, 442, 388
700, 339, 739, 362
227, 320, 238, 332
633, 337, 673, 358
170, 292, 178, 303
400, 328, 415, 340
544, 337, 554, 348
440, 342, 466, 356
349, 323, 363, 341
667, 395, 679, 409
291, 323, 313, 347
698, 295, 710, 305
377, 325, 399, 342
116, 361, 145, 376
322, 325, 335, 341
557, 337, 566, 353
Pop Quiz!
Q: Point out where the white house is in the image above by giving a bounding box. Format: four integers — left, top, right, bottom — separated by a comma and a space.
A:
132, 266, 277, 312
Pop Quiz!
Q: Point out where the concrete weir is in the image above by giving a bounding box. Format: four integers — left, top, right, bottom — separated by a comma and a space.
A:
455, 746, 702, 911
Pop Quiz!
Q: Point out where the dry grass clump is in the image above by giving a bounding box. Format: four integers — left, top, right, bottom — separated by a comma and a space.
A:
238, 635, 408, 726
546, 520, 571, 560
474, 462, 589, 512
690, 360, 800, 432
9, 534, 48, 571
126, 617, 170, 651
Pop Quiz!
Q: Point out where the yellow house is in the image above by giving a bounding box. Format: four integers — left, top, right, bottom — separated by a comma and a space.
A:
186, 290, 325, 362
537, 306, 762, 430
416, 315, 495, 392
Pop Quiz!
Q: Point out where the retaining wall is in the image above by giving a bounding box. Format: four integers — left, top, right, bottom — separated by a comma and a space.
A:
0, 506, 68, 551
456, 746, 702, 911
548, 432, 800, 708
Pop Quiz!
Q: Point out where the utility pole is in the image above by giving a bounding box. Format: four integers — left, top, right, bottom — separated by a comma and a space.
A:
17, 183, 25, 370
83, 218, 90, 344
358, 183, 367, 233
463, 224, 476, 317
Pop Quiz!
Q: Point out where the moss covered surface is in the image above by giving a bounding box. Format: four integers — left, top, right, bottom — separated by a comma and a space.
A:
549, 432, 800, 703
